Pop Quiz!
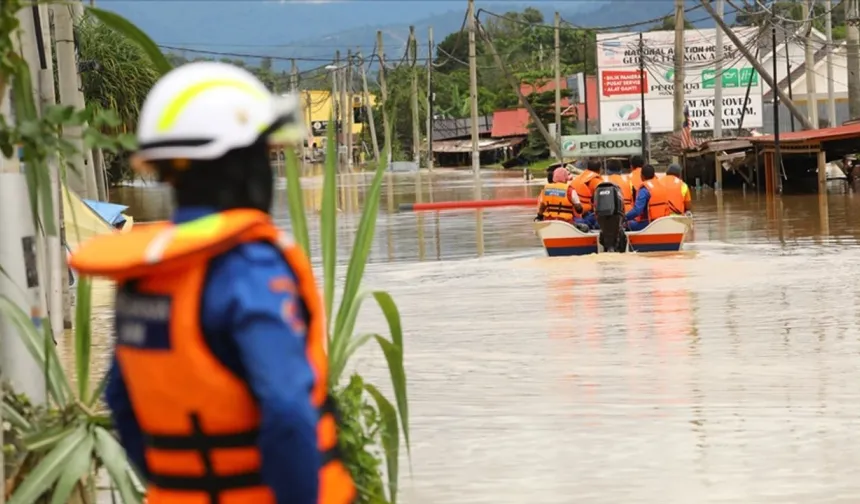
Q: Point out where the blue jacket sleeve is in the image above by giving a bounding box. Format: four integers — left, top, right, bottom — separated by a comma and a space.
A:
203, 242, 320, 504
104, 356, 148, 478
625, 186, 650, 220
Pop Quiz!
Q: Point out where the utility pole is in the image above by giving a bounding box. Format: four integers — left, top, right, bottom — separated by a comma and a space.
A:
698, 0, 813, 129
346, 50, 354, 170
639, 33, 647, 158
427, 26, 435, 171
468, 0, 481, 176
52, 3, 99, 200
825, 0, 837, 126
785, 33, 796, 132
339, 53, 349, 170
772, 25, 783, 193
803, 0, 819, 128
673, 0, 686, 163
377, 31, 392, 165
332, 50, 341, 165
714, 0, 724, 138
290, 59, 298, 92
846, 0, 860, 119
359, 52, 380, 162
409, 26, 421, 167
554, 12, 562, 162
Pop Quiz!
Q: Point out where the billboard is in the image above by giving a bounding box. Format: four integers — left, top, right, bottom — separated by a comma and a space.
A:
596, 28, 763, 133
560, 133, 643, 158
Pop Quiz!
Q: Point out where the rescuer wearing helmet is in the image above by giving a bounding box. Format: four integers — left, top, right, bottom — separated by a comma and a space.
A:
69, 62, 355, 504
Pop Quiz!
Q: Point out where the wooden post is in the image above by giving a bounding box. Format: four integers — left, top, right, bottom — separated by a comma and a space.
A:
817, 147, 827, 195
715, 153, 723, 191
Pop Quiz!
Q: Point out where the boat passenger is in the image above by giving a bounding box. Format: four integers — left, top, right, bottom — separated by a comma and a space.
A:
661, 163, 692, 215
601, 159, 634, 213
571, 159, 602, 215
629, 154, 645, 191
625, 164, 670, 231
537, 167, 583, 222
69, 62, 355, 504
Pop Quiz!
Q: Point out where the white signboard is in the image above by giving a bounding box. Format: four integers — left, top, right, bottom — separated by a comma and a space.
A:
596, 28, 763, 133
599, 96, 763, 134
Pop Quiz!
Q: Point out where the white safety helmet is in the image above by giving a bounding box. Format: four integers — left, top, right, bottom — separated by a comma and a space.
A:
134, 61, 303, 164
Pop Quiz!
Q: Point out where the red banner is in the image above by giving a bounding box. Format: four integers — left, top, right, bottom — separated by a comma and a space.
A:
601, 70, 646, 97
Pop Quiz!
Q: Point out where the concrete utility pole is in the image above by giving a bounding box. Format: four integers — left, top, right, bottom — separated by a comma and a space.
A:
332, 51, 341, 165
698, 0, 813, 129
359, 52, 380, 162
426, 26, 435, 171
53, 3, 99, 200
825, 0, 837, 126
673, 0, 686, 139
377, 31, 392, 165
714, 0, 724, 138
803, 0, 819, 128
468, 0, 481, 176
346, 50, 354, 170
846, 0, 860, 119
409, 26, 421, 167
290, 59, 298, 92
554, 12, 563, 162
339, 54, 349, 169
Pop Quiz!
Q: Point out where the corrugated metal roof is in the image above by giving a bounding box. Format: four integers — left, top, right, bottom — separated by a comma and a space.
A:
432, 136, 525, 153
746, 122, 860, 144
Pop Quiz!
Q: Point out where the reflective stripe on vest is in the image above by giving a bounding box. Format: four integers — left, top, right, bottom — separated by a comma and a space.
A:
69, 209, 356, 504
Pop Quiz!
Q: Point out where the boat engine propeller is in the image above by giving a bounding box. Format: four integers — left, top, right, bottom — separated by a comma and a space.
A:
593, 181, 628, 253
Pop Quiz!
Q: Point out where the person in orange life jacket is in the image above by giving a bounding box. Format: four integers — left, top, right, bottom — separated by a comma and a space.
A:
69, 62, 355, 504
625, 164, 671, 231
661, 164, 692, 215
629, 154, 645, 191
601, 159, 634, 213
536, 167, 583, 222
573, 159, 603, 229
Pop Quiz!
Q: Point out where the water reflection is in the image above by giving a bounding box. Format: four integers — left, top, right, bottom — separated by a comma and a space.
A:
105, 172, 860, 503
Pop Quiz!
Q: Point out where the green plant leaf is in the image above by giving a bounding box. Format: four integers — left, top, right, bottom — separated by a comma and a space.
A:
87, 371, 110, 409
8, 424, 88, 504
373, 333, 409, 459
284, 148, 310, 258
85, 7, 172, 76
23, 424, 79, 452
2, 401, 32, 431
0, 295, 70, 407
75, 277, 93, 402
94, 426, 142, 504
364, 384, 400, 504
49, 432, 95, 504
332, 136, 390, 340
320, 115, 338, 335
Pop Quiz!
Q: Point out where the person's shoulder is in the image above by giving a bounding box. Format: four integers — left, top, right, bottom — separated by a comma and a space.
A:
209, 241, 294, 282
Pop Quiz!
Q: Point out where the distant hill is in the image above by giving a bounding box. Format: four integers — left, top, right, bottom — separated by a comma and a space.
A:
102, 0, 736, 71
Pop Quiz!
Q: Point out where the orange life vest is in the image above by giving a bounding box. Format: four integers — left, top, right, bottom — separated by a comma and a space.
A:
539, 182, 575, 222
69, 209, 355, 504
572, 171, 600, 213
601, 174, 634, 213
661, 175, 689, 215
630, 168, 643, 190
643, 179, 671, 222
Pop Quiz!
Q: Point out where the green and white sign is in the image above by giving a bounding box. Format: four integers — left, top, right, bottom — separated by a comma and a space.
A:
560, 133, 643, 158
701, 67, 759, 89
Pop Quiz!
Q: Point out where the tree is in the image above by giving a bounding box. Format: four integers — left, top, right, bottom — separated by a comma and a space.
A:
650, 15, 693, 31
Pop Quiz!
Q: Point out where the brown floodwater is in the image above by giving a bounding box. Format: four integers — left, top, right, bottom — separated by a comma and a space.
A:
93, 168, 860, 503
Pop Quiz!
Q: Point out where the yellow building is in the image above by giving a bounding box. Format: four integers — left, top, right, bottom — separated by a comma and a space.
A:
298, 89, 377, 149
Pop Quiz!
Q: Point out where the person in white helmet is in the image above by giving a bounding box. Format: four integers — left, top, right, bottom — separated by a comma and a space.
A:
69, 62, 356, 504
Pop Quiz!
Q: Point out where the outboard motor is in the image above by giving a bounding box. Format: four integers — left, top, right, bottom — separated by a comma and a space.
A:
593, 181, 628, 253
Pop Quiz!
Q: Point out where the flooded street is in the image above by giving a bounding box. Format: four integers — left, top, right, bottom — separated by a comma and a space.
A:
99, 169, 860, 503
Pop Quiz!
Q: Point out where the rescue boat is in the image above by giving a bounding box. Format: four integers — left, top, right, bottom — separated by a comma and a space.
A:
534, 215, 692, 256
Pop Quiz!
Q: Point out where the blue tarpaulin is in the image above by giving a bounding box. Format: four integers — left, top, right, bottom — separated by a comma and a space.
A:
82, 199, 129, 227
